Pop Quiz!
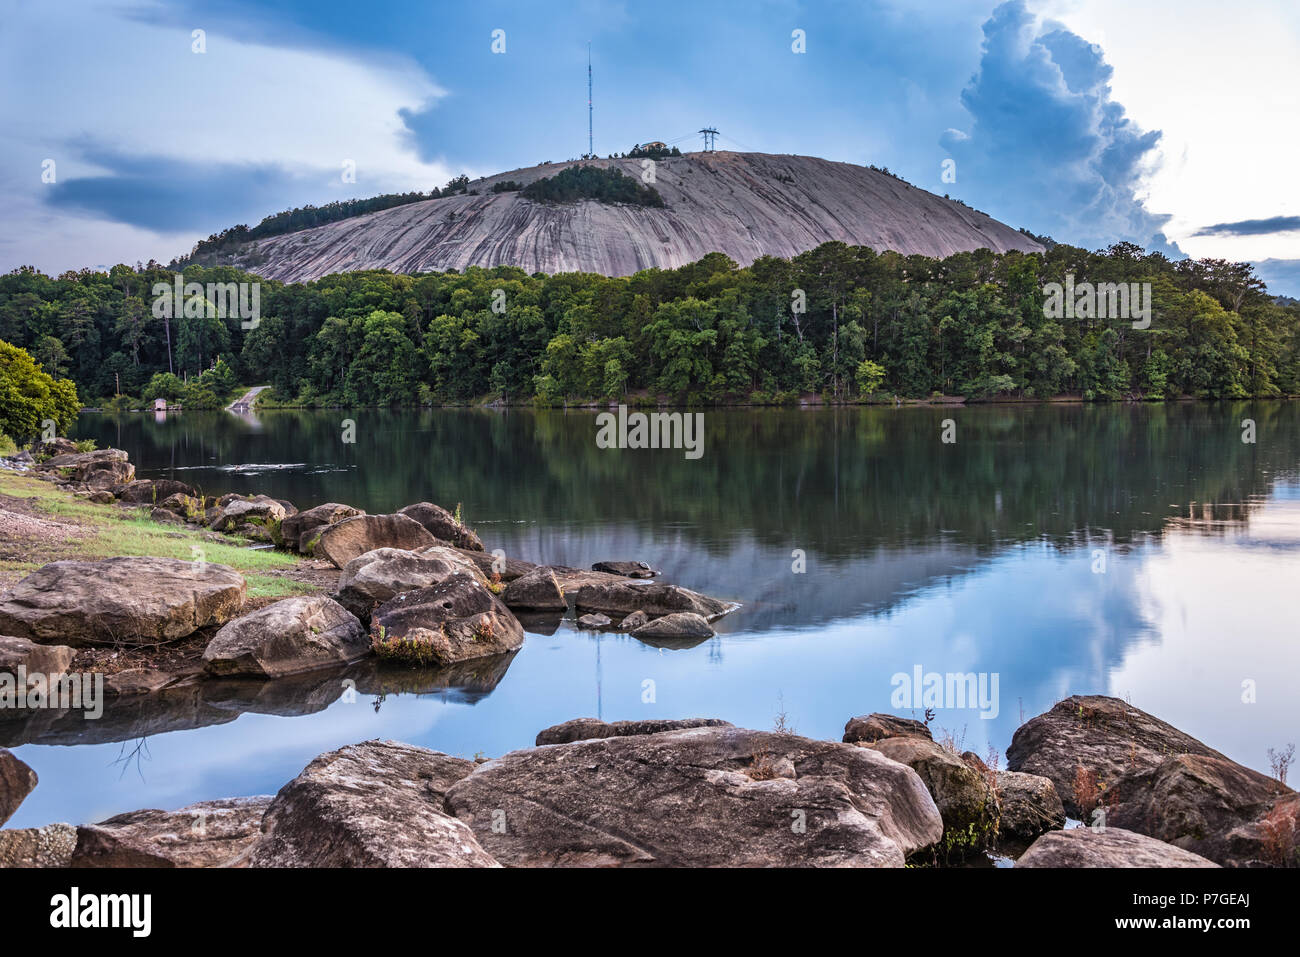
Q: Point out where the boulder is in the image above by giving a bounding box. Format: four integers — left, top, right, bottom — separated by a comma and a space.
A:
618, 610, 650, 631
156, 492, 206, 520
371, 577, 524, 666
630, 612, 714, 641
563, 572, 733, 620
0, 557, 246, 646
577, 613, 613, 629
454, 549, 537, 582
1, 747, 38, 826
0, 635, 75, 687
591, 561, 657, 579
1016, 827, 1220, 868
71, 796, 272, 868
32, 437, 78, 458
858, 735, 997, 836
203, 596, 368, 678
397, 502, 485, 551
314, 514, 437, 568
104, 669, 174, 696
334, 546, 486, 622
249, 740, 497, 867
501, 566, 567, 612
281, 502, 364, 554
111, 478, 197, 504
207, 494, 287, 534
843, 713, 933, 744
445, 726, 943, 867
36, 448, 133, 488
0, 823, 78, 867
149, 507, 185, 525
536, 717, 733, 746
995, 770, 1066, 842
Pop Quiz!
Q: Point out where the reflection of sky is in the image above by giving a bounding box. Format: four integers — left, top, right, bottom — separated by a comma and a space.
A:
9, 492, 1300, 829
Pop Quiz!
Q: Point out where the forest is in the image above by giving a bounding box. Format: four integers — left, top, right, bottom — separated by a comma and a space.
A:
1, 240, 1297, 411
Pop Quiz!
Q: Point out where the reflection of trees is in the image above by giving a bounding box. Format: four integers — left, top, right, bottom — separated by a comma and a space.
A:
81, 402, 1298, 564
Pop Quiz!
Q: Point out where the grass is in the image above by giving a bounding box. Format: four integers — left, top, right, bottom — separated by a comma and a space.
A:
0, 470, 313, 599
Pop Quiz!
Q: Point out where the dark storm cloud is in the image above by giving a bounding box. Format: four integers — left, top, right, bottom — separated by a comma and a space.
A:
1195, 216, 1300, 238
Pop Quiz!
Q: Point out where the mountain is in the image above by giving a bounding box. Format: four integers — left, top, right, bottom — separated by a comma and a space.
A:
198, 151, 1042, 282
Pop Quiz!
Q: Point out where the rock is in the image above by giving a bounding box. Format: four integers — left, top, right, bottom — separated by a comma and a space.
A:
71, 796, 272, 867
335, 546, 486, 622
314, 514, 437, 568
843, 713, 933, 744
564, 573, 733, 620
0, 635, 75, 687
454, 549, 537, 582
859, 735, 997, 836
0, 557, 246, 646
630, 611, 714, 641
36, 448, 133, 488
995, 770, 1066, 841
157, 492, 205, 519
33, 437, 77, 458
203, 596, 368, 678
149, 507, 185, 525
111, 478, 197, 504
397, 502, 484, 551
371, 577, 524, 666
1016, 827, 1220, 868
536, 717, 733, 746
618, 610, 650, 630
446, 726, 943, 867
249, 740, 497, 867
500, 566, 566, 612
281, 502, 364, 554
591, 560, 657, 578
84, 490, 116, 505
104, 669, 174, 696
208, 494, 287, 534
577, 613, 613, 629
0, 823, 78, 867
1, 747, 38, 825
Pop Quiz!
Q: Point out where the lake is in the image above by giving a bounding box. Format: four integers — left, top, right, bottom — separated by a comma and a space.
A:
6, 402, 1300, 829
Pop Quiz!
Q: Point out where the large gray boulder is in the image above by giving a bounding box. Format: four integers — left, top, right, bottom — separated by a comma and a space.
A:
843, 713, 933, 744
0, 635, 75, 686
445, 725, 943, 867
335, 546, 486, 622
37, 448, 133, 488
397, 502, 485, 551
857, 735, 997, 838
249, 740, 497, 867
630, 612, 714, 641
371, 576, 524, 666
202, 596, 368, 678
0, 557, 246, 646
281, 502, 364, 554
207, 495, 288, 537
71, 796, 272, 868
561, 571, 733, 620
0, 747, 37, 826
111, 478, 197, 504
500, 566, 566, 612
314, 514, 437, 568
996, 770, 1067, 842
536, 717, 733, 746
1017, 827, 1220, 868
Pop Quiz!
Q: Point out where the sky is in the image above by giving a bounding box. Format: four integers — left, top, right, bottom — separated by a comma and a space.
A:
2, 0, 1298, 295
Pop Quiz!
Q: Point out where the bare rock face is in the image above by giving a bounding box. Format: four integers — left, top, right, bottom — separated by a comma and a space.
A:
0, 635, 75, 686
630, 611, 714, 641
0, 747, 38, 825
314, 514, 437, 568
0, 557, 246, 646
0, 823, 78, 867
996, 770, 1067, 842
1016, 828, 1220, 868
211, 152, 1043, 283
281, 502, 365, 554
111, 478, 197, 504
36, 448, 134, 488
249, 740, 497, 867
445, 726, 943, 867
371, 577, 524, 666
335, 546, 486, 622
501, 566, 567, 611
202, 596, 368, 678
536, 717, 733, 746
71, 796, 272, 867
397, 502, 484, 551
843, 713, 933, 744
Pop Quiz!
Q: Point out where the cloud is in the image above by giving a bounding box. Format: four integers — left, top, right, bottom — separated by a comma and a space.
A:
940, 0, 1180, 256
1194, 217, 1300, 238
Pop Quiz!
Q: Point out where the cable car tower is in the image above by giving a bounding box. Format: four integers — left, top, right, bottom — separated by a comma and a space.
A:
698, 127, 719, 151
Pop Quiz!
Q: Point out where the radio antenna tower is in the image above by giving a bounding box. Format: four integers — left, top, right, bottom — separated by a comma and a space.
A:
699, 127, 719, 151
587, 43, 594, 158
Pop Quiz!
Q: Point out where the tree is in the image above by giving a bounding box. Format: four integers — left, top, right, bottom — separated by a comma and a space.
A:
0, 339, 79, 441
855, 358, 887, 397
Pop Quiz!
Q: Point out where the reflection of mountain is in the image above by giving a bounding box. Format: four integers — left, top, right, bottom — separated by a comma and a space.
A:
0, 655, 518, 748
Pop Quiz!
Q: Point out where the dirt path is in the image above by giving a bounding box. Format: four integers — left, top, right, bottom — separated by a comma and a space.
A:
226, 385, 269, 413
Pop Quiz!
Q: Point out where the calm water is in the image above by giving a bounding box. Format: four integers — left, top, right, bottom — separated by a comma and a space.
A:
7, 403, 1300, 828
